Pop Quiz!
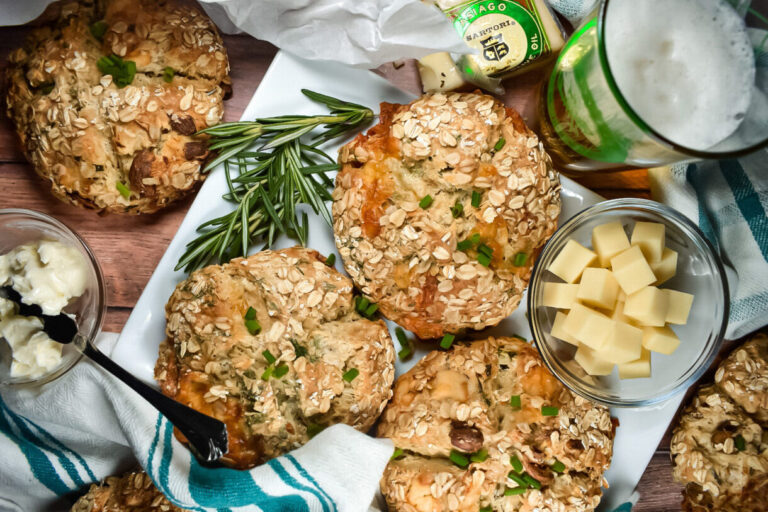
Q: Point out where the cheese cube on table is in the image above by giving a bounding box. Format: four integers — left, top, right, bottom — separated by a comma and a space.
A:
623, 286, 669, 326
551, 311, 579, 346
631, 222, 665, 263
542, 282, 579, 309
596, 320, 643, 364
665, 289, 694, 324
563, 303, 611, 350
417, 52, 469, 93
592, 221, 630, 267
548, 240, 597, 283
642, 326, 680, 355
650, 248, 678, 285
611, 245, 657, 294
577, 268, 620, 310
618, 348, 651, 379
574, 345, 614, 376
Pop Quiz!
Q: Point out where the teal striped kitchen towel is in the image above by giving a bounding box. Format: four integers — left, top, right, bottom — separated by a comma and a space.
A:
0, 335, 393, 512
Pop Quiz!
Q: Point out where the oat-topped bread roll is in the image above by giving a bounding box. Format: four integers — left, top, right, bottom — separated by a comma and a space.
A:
5, 0, 230, 214
378, 337, 615, 511
333, 92, 561, 339
71, 471, 187, 512
671, 333, 768, 511
156, 247, 395, 469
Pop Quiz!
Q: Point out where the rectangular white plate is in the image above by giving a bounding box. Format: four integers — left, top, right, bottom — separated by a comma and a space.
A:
113, 51, 681, 511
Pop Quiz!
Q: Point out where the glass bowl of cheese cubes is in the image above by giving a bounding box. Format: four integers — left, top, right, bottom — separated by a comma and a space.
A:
527, 198, 728, 407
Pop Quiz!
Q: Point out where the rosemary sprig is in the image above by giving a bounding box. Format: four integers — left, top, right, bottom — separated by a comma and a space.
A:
175, 89, 373, 272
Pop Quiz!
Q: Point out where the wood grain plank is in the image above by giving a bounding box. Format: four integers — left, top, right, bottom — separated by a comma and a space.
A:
634, 451, 683, 512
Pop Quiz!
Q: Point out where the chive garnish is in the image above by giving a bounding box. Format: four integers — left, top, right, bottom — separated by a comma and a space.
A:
513, 252, 528, 267
419, 195, 433, 209
551, 459, 566, 473
325, 253, 336, 266
470, 448, 488, 463
477, 253, 491, 267
395, 327, 412, 361
244, 307, 257, 320
262, 349, 276, 364
273, 364, 289, 378
260, 366, 273, 381
440, 334, 455, 350
355, 296, 370, 313
245, 319, 261, 335
734, 434, 746, 451
89, 21, 108, 41
479, 507, 493, 512
541, 406, 559, 417
97, 54, 136, 88
494, 137, 506, 151
510, 454, 523, 473
162, 66, 175, 83
364, 303, 379, 317
116, 182, 131, 199
451, 201, 464, 218
391, 448, 405, 460
342, 368, 359, 382
398, 347, 412, 361
478, 244, 493, 258
509, 395, 521, 409
449, 449, 469, 468
457, 239, 473, 252
469, 233, 481, 245
395, 327, 408, 346
471, 190, 482, 208
522, 473, 541, 489
507, 472, 527, 487
504, 486, 527, 496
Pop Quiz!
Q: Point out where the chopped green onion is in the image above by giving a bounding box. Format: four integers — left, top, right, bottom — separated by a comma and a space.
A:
391, 448, 405, 460
262, 349, 276, 364
342, 368, 359, 382
513, 252, 528, 267
162, 66, 175, 83
440, 333, 455, 350
470, 448, 488, 463
478, 244, 493, 258
451, 201, 464, 218
510, 454, 523, 473
419, 195, 433, 209
457, 239, 473, 252
306, 423, 325, 438
494, 137, 506, 152
273, 364, 289, 378
477, 253, 491, 267
364, 303, 379, 318
398, 347, 412, 361
395, 327, 408, 346
479, 507, 493, 512
504, 486, 527, 496
89, 21, 108, 41
469, 233, 481, 245
116, 182, 131, 199
449, 449, 469, 468
260, 366, 273, 381
509, 395, 521, 409
471, 190, 482, 208
244, 307, 257, 320
734, 434, 746, 451
355, 296, 370, 313
522, 473, 541, 489
97, 54, 136, 88
551, 459, 566, 473
245, 319, 261, 335
325, 253, 336, 266
541, 406, 559, 417
507, 472, 527, 487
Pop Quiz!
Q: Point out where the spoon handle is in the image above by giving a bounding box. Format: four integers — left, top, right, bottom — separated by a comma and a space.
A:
80, 339, 228, 464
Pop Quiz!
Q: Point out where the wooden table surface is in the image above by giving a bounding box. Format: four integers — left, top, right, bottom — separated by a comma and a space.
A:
0, 21, 714, 512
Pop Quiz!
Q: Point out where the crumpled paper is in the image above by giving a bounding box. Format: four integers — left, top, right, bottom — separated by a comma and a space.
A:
197, 0, 468, 67
0, 0, 468, 68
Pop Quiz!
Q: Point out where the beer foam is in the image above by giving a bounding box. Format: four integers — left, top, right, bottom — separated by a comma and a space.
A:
605, 0, 755, 151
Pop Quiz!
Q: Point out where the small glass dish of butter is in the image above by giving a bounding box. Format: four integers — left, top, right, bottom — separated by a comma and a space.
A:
527, 199, 728, 407
0, 209, 105, 387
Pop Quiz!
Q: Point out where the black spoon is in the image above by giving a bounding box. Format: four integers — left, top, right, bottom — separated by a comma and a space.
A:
1, 286, 228, 465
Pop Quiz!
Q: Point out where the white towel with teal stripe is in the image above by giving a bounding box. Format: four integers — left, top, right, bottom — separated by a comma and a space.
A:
0, 332, 393, 512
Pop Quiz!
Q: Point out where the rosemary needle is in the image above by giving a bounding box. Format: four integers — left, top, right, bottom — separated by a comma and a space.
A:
175, 89, 374, 272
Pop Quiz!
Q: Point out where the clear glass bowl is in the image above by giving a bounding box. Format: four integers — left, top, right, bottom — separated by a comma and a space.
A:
0, 209, 105, 387
527, 199, 728, 407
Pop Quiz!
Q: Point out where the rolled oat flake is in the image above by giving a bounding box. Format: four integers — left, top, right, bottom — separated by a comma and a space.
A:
438, 0, 565, 77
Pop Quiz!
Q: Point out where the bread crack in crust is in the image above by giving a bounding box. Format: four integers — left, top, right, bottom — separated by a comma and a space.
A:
71, 471, 188, 512
5, 0, 231, 214
155, 247, 395, 469
671, 333, 768, 511
333, 92, 561, 339
378, 337, 615, 512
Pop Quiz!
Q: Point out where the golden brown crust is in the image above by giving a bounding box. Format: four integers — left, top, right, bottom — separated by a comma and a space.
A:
5, 0, 230, 214
715, 333, 768, 426
155, 247, 395, 469
377, 337, 614, 512
70, 471, 187, 512
333, 92, 561, 339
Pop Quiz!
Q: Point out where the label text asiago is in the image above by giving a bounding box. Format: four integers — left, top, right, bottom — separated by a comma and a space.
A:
465, 19, 516, 42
